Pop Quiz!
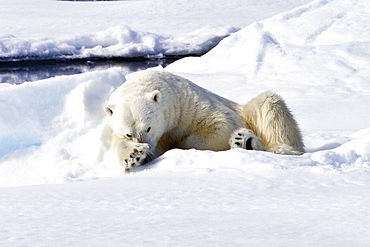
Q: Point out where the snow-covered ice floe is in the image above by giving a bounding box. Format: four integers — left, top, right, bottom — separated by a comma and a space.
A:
1, 0, 276, 83
0, 0, 308, 61
1, 0, 370, 246
0, 25, 238, 61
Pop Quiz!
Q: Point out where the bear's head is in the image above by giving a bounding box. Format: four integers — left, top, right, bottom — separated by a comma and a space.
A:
104, 87, 166, 149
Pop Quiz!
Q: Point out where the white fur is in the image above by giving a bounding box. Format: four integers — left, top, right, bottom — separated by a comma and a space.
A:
104, 71, 304, 171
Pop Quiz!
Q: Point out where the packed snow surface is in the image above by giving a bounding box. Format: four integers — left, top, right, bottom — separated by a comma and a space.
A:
1, 0, 370, 246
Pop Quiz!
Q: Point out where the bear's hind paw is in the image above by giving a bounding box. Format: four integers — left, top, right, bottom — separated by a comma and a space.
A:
229, 128, 265, 151
268, 146, 303, 155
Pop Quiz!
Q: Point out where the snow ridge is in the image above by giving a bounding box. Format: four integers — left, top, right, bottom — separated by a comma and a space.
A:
0, 26, 238, 61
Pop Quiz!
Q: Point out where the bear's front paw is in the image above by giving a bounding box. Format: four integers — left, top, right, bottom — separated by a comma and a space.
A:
229, 128, 265, 151
118, 142, 151, 172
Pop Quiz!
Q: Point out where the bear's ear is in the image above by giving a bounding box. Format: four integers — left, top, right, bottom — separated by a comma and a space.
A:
104, 105, 114, 116
147, 90, 161, 102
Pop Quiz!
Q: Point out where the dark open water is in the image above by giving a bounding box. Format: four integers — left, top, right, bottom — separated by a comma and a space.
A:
0, 57, 179, 84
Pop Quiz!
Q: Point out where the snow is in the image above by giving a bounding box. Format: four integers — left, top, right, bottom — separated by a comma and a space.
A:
2, 162, 369, 246
1, 0, 370, 246
167, 0, 370, 131
0, 25, 239, 60
0, 0, 309, 61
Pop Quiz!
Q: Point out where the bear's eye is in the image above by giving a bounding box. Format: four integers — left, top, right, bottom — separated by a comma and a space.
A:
126, 134, 132, 138
146, 127, 151, 133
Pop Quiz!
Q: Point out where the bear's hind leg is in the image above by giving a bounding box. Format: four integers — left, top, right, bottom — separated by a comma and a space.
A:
178, 121, 239, 151
242, 91, 304, 155
178, 132, 230, 151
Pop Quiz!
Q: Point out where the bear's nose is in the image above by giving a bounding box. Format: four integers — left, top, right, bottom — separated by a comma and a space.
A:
136, 135, 144, 143
126, 133, 141, 143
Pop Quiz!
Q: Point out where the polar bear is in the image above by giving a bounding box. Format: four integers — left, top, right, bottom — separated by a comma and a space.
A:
104, 71, 304, 172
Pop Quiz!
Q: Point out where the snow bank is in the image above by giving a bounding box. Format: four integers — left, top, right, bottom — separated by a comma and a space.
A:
0, 26, 238, 61
0, 68, 126, 186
